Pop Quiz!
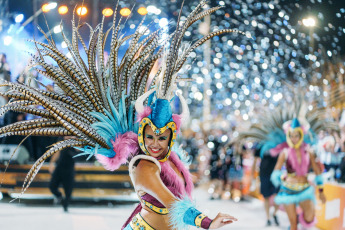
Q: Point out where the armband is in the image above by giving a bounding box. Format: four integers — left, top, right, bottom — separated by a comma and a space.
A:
169, 196, 212, 229
315, 174, 324, 185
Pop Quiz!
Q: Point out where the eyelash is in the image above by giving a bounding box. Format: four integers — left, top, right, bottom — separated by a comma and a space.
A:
145, 136, 167, 141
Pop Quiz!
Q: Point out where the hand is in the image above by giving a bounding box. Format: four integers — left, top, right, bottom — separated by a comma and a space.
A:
209, 213, 237, 229
49, 163, 55, 174
319, 192, 326, 204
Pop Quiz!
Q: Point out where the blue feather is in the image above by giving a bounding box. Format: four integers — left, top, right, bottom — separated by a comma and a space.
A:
77, 91, 135, 160
172, 144, 191, 166
120, 91, 128, 130
169, 196, 196, 230
260, 128, 286, 158
128, 101, 135, 131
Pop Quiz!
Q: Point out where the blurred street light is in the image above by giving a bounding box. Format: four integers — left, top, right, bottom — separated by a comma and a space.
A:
18, 2, 57, 33
76, 6, 88, 16
14, 14, 24, 23
120, 8, 131, 17
102, 8, 113, 17
53, 25, 62, 34
58, 5, 68, 15
137, 7, 148, 16
42, 2, 57, 13
302, 17, 316, 27
302, 16, 317, 54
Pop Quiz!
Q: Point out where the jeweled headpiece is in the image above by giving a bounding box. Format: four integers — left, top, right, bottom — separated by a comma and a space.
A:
136, 89, 189, 162
284, 118, 305, 149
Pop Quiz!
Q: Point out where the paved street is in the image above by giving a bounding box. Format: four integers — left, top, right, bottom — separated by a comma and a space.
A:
0, 187, 319, 230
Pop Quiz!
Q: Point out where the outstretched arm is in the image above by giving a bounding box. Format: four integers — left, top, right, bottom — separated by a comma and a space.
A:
309, 151, 326, 203
134, 159, 237, 229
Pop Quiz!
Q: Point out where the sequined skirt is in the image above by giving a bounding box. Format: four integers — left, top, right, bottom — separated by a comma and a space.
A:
123, 213, 156, 230
274, 181, 315, 205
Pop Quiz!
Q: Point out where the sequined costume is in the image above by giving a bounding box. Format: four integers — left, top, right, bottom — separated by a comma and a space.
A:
269, 119, 317, 204
1, 1, 242, 229
237, 95, 337, 229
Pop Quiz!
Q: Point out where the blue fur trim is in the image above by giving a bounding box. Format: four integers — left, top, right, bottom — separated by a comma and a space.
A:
169, 196, 198, 229
260, 128, 286, 158
275, 186, 315, 205
184, 207, 202, 226
315, 174, 324, 185
76, 90, 138, 160
270, 170, 282, 188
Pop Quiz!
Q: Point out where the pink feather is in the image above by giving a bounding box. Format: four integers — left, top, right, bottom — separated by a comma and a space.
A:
160, 151, 194, 198
136, 107, 152, 123
172, 114, 182, 133
270, 142, 289, 157
96, 132, 139, 171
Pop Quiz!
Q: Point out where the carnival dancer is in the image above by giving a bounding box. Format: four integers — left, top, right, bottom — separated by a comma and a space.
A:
0, 1, 243, 229
120, 89, 237, 229
270, 118, 326, 230
236, 95, 337, 229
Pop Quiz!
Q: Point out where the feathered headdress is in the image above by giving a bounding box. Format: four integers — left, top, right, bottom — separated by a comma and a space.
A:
0, 3, 166, 195
236, 92, 339, 157
135, 0, 247, 161
0, 0, 246, 196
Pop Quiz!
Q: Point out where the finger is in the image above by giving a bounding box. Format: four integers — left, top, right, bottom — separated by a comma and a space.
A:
222, 219, 234, 224
223, 217, 238, 222
218, 213, 237, 219
219, 215, 238, 221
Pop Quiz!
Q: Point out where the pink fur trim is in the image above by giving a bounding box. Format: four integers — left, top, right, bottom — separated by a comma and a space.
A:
287, 143, 309, 176
136, 107, 152, 123
270, 142, 289, 157
96, 132, 139, 171
298, 212, 316, 228
172, 114, 182, 133
160, 151, 194, 198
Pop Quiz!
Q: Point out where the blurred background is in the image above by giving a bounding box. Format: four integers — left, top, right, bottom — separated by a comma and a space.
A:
0, 0, 345, 229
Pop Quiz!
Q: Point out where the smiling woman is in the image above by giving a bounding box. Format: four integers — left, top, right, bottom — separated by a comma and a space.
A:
0, 0, 242, 229
144, 126, 171, 158
121, 87, 237, 230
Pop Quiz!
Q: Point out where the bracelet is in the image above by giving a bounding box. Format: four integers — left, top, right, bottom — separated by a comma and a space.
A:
318, 185, 324, 193
195, 213, 207, 227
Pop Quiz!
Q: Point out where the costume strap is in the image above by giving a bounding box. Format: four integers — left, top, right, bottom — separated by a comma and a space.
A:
129, 155, 161, 172
128, 155, 162, 204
